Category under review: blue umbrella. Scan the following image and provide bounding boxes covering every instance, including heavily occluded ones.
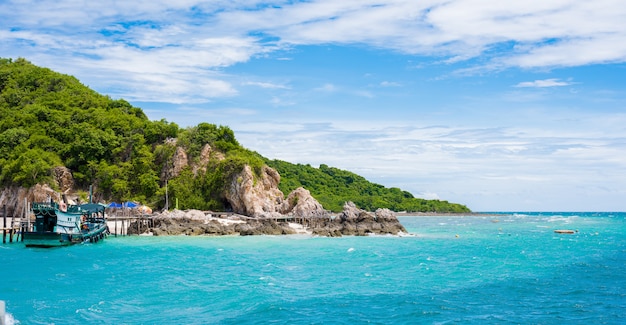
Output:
[123,201,138,208]
[108,202,123,208]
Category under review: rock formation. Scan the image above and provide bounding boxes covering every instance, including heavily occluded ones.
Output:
[0,184,59,217]
[138,209,296,236]
[53,166,74,193]
[282,187,327,217]
[136,202,407,237]
[225,165,285,218]
[310,202,407,237]
[225,165,327,218]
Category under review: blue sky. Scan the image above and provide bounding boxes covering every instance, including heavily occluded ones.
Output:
[2,0,626,211]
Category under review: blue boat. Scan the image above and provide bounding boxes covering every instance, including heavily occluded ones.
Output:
[23,202,109,248]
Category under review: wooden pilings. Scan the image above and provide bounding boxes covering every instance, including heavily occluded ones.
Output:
[107,215,155,236]
[2,204,5,244]
[2,204,22,244]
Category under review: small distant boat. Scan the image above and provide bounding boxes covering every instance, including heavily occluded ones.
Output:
[554,229,576,234]
[23,201,109,248]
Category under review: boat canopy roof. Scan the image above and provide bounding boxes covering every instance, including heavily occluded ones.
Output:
[77,203,107,213]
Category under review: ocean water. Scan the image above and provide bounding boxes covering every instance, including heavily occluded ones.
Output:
[1,212,625,324]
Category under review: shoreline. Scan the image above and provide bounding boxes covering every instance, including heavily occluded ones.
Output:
[396,212,508,217]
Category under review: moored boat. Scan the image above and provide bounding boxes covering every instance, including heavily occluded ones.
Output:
[23,201,109,248]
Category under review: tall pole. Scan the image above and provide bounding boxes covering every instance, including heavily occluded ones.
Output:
[165,179,169,211]
[2,205,6,244]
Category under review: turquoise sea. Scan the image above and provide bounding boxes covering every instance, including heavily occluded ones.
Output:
[1,212,625,324]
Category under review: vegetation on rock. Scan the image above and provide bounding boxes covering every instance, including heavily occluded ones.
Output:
[0,57,470,213]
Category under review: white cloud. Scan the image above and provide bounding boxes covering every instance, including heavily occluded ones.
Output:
[380,81,401,87]
[2,0,626,103]
[243,81,290,89]
[514,78,573,88]
[314,83,338,92]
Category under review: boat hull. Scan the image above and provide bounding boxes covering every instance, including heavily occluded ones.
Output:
[24,224,108,248]
[24,202,109,248]
[23,232,73,248]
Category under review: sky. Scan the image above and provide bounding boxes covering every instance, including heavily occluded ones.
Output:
[2,0,626,212]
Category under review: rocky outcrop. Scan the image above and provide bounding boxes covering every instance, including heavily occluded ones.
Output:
[310,202,407,237]
[53,166,74,193]
[162,146,188,180]
[282,187,326,217]
[135,203,406,237]
[136,209,296,236]
[192,144,212,175]
[225,165,285,218]
[225,165,327,218]
[161,142,226,181]
[0,184,59,217]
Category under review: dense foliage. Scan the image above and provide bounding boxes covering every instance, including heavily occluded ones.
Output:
[0,58,470,213]
[267,160,470,213]
[0,58,251,209]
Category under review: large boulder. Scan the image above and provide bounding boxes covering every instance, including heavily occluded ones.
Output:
[282,187,327,217]
[225,165,328,218]
[225,165,284,218]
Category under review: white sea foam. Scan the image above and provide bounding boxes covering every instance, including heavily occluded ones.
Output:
[287,222,312,235]
[547,216,573,223]
[3,313,16,325]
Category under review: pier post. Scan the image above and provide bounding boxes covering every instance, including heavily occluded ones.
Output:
[26,199,30,233]
[2,205,6,244]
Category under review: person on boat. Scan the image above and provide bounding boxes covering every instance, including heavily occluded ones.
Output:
[81,215,89,231]
[59,201,67,212]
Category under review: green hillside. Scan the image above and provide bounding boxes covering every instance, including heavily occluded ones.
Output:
[267,160,470,213]
[0,57,470,213]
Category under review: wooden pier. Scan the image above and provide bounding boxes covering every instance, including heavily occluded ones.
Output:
[2,204,24,244]
[107,213,155,236]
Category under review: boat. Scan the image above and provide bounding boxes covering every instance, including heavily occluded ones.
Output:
[554,229,577,234]
[23,201,109,248]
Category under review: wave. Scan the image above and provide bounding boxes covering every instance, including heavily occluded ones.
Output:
[3,312,17,325]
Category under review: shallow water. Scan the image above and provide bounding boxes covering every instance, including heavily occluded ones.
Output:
[1,212,625,324]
